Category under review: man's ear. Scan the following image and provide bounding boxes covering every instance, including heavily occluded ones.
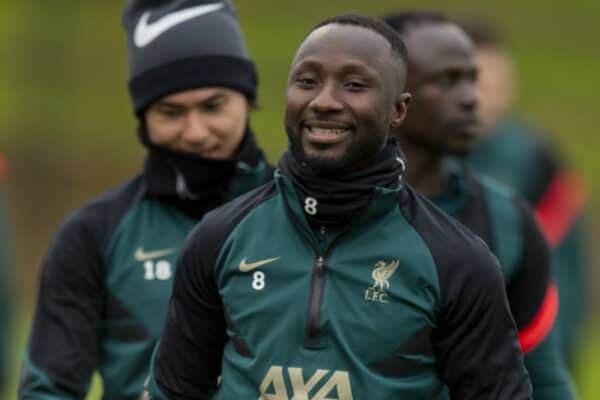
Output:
[390,92,412,128]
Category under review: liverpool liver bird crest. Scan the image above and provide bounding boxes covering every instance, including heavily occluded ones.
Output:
[371,260,400,291]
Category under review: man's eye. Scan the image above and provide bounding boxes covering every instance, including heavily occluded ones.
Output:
[345,81,366,90]
[159,109,182,118]
[204,101,224,112]
[296,78,317,87]
[435,76,449,85]
[438,72,460,86]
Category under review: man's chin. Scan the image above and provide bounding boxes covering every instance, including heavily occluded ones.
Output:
[303,153,349,175]
[446,134,478,157]
[446,142,476,158]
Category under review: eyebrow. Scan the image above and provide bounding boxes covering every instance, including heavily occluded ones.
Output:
[338,63,379,77]
[293,59,380,78]
[429,64,478,78]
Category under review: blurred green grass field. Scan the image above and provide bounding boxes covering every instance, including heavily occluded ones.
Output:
[2,0,599,398]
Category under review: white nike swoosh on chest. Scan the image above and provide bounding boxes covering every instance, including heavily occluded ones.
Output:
[239,257,280,272]
[134,3,225,48]
[134,247,177,261]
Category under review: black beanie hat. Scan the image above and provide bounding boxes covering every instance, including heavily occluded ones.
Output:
[123,0,257,117]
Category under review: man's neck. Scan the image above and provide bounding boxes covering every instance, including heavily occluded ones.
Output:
[400,140,449,198]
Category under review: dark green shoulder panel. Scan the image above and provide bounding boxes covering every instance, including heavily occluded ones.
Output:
[478,175,523,281]
[104,198,196,336]
[102,199,196,398]
[230,160,273,198]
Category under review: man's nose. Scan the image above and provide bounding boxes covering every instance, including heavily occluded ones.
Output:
[458,81,478,111]
[182,112,210,144]
[308,83,344,113]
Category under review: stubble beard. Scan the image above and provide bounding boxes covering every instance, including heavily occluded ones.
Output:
[286,125,383,176]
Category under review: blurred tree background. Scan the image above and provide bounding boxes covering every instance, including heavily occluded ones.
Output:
[1,0,599,398]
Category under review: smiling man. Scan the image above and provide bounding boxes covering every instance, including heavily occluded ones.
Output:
[18,1,272,399]
[147,14,531,400]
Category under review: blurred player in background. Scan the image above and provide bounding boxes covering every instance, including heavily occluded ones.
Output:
[18,1,272,398]
[461,16,591,365]
[384,10,576,398]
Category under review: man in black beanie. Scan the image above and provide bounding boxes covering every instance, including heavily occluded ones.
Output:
[19,1,272,399]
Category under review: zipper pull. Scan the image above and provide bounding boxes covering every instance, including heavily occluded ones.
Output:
[316,256,325,273]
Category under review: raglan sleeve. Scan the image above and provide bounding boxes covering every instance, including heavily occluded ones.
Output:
[146,217,227,400]
[434,239,532,400]
[18,210,105,399]
[508,197,576,399]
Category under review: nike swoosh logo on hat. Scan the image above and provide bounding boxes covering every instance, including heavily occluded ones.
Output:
[239,257,280,272]
[134,246,176,261]
[134,2,225,48]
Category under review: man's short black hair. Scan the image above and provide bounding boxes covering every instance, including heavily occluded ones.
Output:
[310,13,408,64]
[380,10,449,36]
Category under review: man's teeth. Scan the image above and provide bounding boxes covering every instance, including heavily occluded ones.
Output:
[309,127,348,135]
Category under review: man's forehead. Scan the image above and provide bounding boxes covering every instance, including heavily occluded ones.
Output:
[294,23,392,65]
[158,87,229,104]
[405,23,474,66]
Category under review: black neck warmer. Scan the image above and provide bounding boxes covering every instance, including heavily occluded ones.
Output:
[140,124,263,219]
[278,141,405,227]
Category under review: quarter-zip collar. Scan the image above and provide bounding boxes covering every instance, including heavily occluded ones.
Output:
[278,141,405,229]
[275,171,402,245]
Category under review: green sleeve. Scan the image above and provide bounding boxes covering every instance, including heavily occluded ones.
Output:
[524,328,578,400]
[551,216,590,362]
